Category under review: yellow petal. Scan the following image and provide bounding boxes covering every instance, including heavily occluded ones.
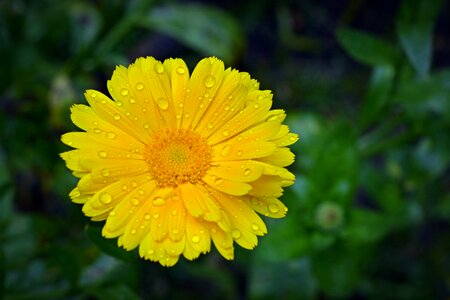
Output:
[203,172,252,196]
[179,183,222,222]
[185,214,211,254]
[209,224,234,260]
[243,196,288,219]
[208,160,264,182]
[182,57,225,129]
[259,148,295,167]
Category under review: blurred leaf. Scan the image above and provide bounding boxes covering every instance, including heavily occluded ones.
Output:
[343,209,396,243]
[0,247,4,297]
[250,259,318,299]
[69,2,101,54]
[85,223,136,262]
[87,284,140,300]
[336,28,398,66]
[312,244,367,298]
[2,215,36,267]
[396,0,444,77]
[395,69,450,119]
[47,244,82,288]
[360,65,395,128]
[50,73,76,128]
[141,4,245,63]
[0,148,13,225]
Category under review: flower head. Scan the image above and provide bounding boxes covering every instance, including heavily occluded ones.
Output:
[61,57,298,266]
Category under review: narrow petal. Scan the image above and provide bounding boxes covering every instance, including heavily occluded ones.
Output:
[203,172,252,196]
[179,183,222,222]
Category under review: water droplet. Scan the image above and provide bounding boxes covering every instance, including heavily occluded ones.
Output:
[113,114,121,120]
[131,198,140,206]
[220,145,232,157]
[137,189,144,195]
[144,213,151,220]
[268,203,280,213]
[191,235,200,243]
[222,130,230,137]
[152,197,166,206]
[93,128,101,134]
[109,211,116,217]
[199,102,205,109]
[184,113,190,119]
[244,168,251,176]
[136,82,144,90]
[254,103,260,109]
[90,92,97,98]
[171,209,178,216]
[207,122,214,129]
[147,249,154,255]
[224,105,230,111]
[129,97,136,104]
[203,75,216,88]
[157,98,169,110]
[176,113,182,119]
[172,228,180,234]
[237,150,243,157]
[121,88,129,96]
[176,67,185,75]
[289,136,297,141]
[154,62,164,74]
[100,192,112,204]
[131,181,138,188]
[106,132,116,139]
[231,229,242,239]
[251,223,259,231]
[131,229,137,235]
[121,184,128,191]
[101,169,110,177]
[152,213,160,219]
[143,123,150,129]
[97,151,107,159]
[179,102,184,108]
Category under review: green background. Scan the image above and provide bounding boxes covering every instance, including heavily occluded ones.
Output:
[1,0,449,299]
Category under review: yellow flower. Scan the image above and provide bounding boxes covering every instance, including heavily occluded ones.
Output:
[61,57,298,266]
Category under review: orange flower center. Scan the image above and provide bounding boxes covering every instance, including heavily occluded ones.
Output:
[144,129,211,188]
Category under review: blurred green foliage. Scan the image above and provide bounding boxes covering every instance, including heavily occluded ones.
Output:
[1,0,449,299]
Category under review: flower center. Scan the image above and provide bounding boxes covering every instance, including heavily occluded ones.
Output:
[144,129,211,188]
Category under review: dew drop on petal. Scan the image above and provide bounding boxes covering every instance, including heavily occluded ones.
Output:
[157,98,169,110]
[121,88,129,96]
[144,213,151,220]
[98,151,108,158]
[154,62,164,74]
[222,130,230,137]
[203,75,216,88]
[152,197,166,206]
[251,223,259,231]
[254,103,260,109]
[137,189,144,195]
[106,132,116,140]
[94,128,101,134]
[129,97,136,104]
[113,114,121,120]
[176,67,185,75]
[268,203,280,213]
[90,92,97,98]
[131,229,137,235]
[237,150,243,157]
[191,235,200,243]
[101,168,110,177]
[231,229,242,239]
[244,168,251,176]
[221,145,232,157]
[152,213,160,219]
[109,211,116,217]
[136,82,144,90]
[207,122,214,129]
[171,209,178,216]
[172,228,179,234]
[100,192,112,204]
[121,184,128,191]
[131,198,140,206]
[116,100,123,107]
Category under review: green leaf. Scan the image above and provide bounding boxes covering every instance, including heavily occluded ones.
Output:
[140,4,245,64]
[86,284,141,300]
[396,0,444,77]
[85,223,136,262]
[336,28,397,66]
[69,2,101,54]
[359,65,395,128]
[311,244,368,298]
[343,209,395,243]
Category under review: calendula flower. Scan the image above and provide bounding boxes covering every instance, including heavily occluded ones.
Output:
[61,57,298,266]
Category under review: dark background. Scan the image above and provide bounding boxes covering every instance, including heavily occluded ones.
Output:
[1,0,449,299]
